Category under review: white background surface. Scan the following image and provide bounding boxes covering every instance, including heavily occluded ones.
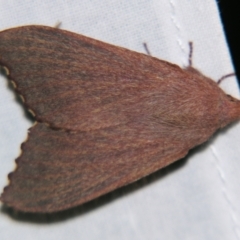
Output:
[0,0,240,240]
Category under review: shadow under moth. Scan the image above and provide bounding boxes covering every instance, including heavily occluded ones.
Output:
[0,25,239,213]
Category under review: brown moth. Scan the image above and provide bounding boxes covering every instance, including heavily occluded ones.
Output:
[0,25,239,213]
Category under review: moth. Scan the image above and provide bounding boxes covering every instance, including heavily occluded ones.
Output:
[0,25,239,213]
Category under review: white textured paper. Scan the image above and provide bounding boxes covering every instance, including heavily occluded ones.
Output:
[0,1,240,240]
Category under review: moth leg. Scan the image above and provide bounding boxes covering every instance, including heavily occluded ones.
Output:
[188,41,193,67]
[186,42,235,84]
[143,42,151,56]
[54,22,62,28]
[184,42,201,75]
[217,73,235,85]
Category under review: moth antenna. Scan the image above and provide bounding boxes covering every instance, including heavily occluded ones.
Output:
[188,41,193,67]
[217,73,235,85]
[143,42,151,56]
